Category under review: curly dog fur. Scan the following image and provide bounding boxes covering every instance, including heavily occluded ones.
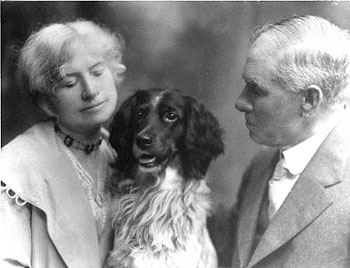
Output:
[108,88,224,268]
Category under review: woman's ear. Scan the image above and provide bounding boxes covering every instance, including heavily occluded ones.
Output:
[39,101,57,118]
[115,64,126,74]
[301,85,323,117]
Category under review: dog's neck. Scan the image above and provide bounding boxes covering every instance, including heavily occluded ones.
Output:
[160,166,183,189]
[110,165,211,266]
[135,155,184,192]
[135,166,183,191]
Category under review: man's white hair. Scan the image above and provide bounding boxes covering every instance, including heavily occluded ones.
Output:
[252,15,350,106]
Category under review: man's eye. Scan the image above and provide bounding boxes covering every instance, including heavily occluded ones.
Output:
[164,112,178,122]
[247,82,263,96]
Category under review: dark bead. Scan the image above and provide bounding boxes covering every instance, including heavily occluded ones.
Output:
[64,136,73,147]
[85,144,94,154]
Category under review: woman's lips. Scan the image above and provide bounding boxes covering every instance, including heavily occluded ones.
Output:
[80,101,105,112]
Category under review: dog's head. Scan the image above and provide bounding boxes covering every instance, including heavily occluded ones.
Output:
[109,88,224,181]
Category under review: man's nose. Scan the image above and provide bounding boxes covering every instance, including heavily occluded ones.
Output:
[235,90,253,112]
[81,78,98,101]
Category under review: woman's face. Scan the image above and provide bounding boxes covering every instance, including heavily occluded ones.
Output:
[53,41,118,134]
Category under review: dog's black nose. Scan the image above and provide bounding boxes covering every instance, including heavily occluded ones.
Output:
[136,134,153,148]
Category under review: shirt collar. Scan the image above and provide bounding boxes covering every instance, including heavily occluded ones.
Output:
[282,117,341,176]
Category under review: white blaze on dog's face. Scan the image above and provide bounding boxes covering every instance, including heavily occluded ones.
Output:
[151,92,163,107]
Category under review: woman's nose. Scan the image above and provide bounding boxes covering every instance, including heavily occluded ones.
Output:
[81,78,98,101]
[235,90,253,112]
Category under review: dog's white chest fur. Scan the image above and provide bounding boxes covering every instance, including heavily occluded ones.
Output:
[128,233,214,268]
[109,167,217,268]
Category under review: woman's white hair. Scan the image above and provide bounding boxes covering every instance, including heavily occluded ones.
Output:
[17,19,125,114]
[252,15,350,106]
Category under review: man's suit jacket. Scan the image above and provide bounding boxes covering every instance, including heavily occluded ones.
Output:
[232,114,350,268]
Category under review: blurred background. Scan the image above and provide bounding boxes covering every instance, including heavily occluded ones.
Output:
[2,1,350,265]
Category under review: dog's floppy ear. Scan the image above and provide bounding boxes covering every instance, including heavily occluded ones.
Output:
[182,95,224,179]
[109,92,138,174]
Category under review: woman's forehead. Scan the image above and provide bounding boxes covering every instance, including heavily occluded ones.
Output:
[65,37,105,59]
[61,42,106,74]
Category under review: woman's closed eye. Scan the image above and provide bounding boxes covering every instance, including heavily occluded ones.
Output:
[91,68,105,77]
[90,64,107,77]
[64,79,78,88]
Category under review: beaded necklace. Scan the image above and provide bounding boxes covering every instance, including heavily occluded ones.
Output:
[55,124,102,154]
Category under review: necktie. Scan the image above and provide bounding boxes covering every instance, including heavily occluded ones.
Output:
[267,155,291,221]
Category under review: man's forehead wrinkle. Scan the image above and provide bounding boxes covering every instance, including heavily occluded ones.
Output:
[244,47,281,86]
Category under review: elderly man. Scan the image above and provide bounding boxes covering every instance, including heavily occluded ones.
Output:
[233,15,350,268]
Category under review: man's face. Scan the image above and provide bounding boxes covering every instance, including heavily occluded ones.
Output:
[235,41,307,148]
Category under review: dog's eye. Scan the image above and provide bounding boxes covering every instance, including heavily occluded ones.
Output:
[136,110,145,119]
[136,111,144,118]
[164,112,178,122]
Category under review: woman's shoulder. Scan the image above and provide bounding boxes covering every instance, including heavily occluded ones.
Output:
[2,121,56,156]
[1,121,61,201]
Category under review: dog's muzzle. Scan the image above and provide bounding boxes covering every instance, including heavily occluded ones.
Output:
[136,133,153,149]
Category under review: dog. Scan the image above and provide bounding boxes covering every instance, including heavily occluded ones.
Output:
[108,88,224,268]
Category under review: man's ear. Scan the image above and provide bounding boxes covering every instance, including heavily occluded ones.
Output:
[301,85,323,116]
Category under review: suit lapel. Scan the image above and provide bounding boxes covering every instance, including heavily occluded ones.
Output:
[237,151,278,267]
[248,173,332,268]
[247,112,350,268]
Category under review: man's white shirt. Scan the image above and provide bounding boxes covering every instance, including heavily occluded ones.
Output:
[268,118,339,220]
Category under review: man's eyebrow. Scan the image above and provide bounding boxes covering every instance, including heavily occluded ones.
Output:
[241,73,251,83]
[242,73,258,85]
[242,75,269,93]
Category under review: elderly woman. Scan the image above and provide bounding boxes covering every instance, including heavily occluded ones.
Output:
[1,20,126,268]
